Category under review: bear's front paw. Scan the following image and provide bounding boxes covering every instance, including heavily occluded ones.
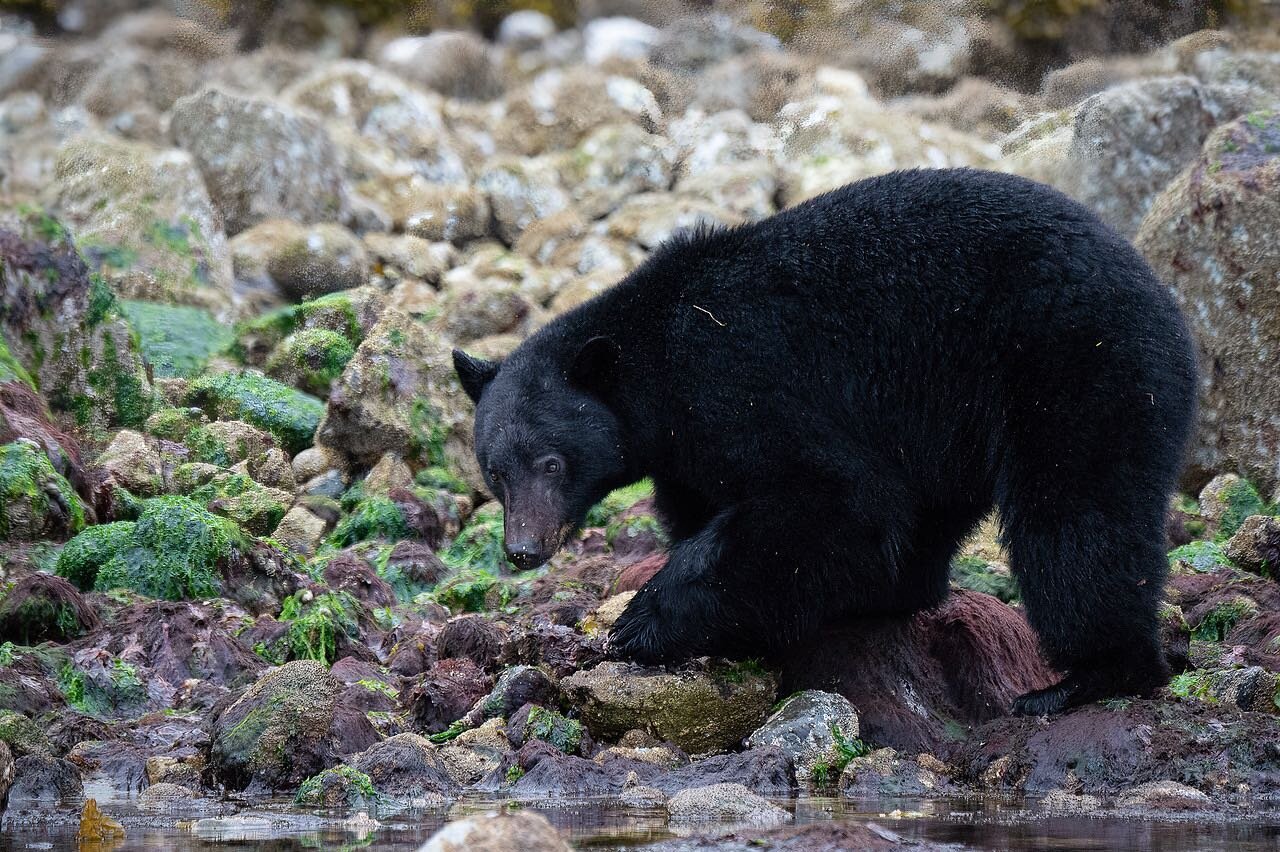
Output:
[607,589,683,664]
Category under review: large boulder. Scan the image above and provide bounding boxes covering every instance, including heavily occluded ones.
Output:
[1136,110,1280,494]
[317,309,480,487]
[44,135,234,314]
[170,86,349,235]
[206,659,378,792]
[1005,76,1262,237]
[561,659,776,754]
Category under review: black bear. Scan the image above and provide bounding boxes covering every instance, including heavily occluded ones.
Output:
[453,168,1198,716]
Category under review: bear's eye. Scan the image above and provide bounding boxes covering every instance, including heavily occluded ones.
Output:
[488,468,502,484]
[544,459,561,474]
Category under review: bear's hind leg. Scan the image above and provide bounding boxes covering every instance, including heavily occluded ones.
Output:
[1002,503,1170,716]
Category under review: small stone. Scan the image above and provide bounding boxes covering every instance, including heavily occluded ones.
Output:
[271,505,329,559]
[1116,780,1211,811]
[418,809,570,852]
[666,782,792,826]
[1222,514,1280,578]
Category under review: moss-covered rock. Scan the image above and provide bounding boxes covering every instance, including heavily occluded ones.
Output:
[517,705,585,756]
[431,568,521,614]
[207,659,378,792]
[44,135,234,314]
[0,574,99,644]
[231,287,382,367]
[266,223,370,302]
[265,328,355,397]
[94,429,166,497]
[329,496,414,547]
[0,215,154,430]
[0,439,85,541]
[143,406,209,443]
[278,590,363,666]
[0,709,50,758]
[118,300,234,378]
[55,496,246,600]
[1190,595,1259,642]
[561,659,778,754]
[317,309,479,486]
[186,370,323,455]
[188,471,292,536]
[295,763,378,809]
[1198,474,1269,541]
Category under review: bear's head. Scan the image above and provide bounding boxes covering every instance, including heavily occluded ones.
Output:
[453,336,629,570]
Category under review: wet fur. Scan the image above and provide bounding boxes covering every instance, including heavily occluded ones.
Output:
[463,168,1198,716]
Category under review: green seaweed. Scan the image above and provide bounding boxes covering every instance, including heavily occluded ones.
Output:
[186,371,323,454]
[119,300,233,378]
[279,590,361,666]
[0,440,86,540]
[584,479,653,527]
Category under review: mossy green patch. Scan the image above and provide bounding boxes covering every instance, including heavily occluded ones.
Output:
[143,406,206,442]
[186,371,323,454]
[279,590,361,666]
[119,300,233,378]
[0,440,86,541]
[414,465,471,495]
[523,705,583,755]
[0,337,35,390]
[296,764,378,808]
[1169,540,1234,573]
[441,502,511,574]
[951,554,1020,603]
[329,497,412,547]
[584,479,653,527]
[188,472,289,536]
[0,708,50,755]
[1209,478,1268,541]
[265,328,355,397]
[232,292,364,363]
[1191,596,1258,643]
[56,496,243,600]
[429,568,520,614]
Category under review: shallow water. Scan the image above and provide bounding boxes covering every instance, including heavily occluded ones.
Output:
[4,793,1280,851]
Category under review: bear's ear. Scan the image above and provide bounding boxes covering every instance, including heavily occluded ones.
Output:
[453,349,500,403]
[569,335,621,395]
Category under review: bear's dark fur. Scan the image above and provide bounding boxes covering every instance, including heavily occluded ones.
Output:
[454,168,1198,716]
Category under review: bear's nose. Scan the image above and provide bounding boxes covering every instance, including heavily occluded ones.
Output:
[505,540,546,571]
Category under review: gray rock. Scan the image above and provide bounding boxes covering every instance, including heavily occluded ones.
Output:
[666,782,792,826]
[418,809,570,852]
[1135,111,1280,492]
[170,86,349,235]
[745,689,860,782]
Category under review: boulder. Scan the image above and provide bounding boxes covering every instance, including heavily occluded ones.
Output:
[45,135,234,314]
[378,32,502,101]
[350,733,459,803]
[206,660,378,792]
[419,809,570,852]
[0,573,99,644]
[170,86,349,235]
[562,659,776,754]
[666,782,792,826]
[318,309,480,486]
[0,217,152,430]
[745,690,860,783]
[498,67,662,157]
[1007,76,1265,238]
[1136,110,1280,494]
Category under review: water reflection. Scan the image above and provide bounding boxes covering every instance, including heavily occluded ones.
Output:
[2,793,1279,850]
